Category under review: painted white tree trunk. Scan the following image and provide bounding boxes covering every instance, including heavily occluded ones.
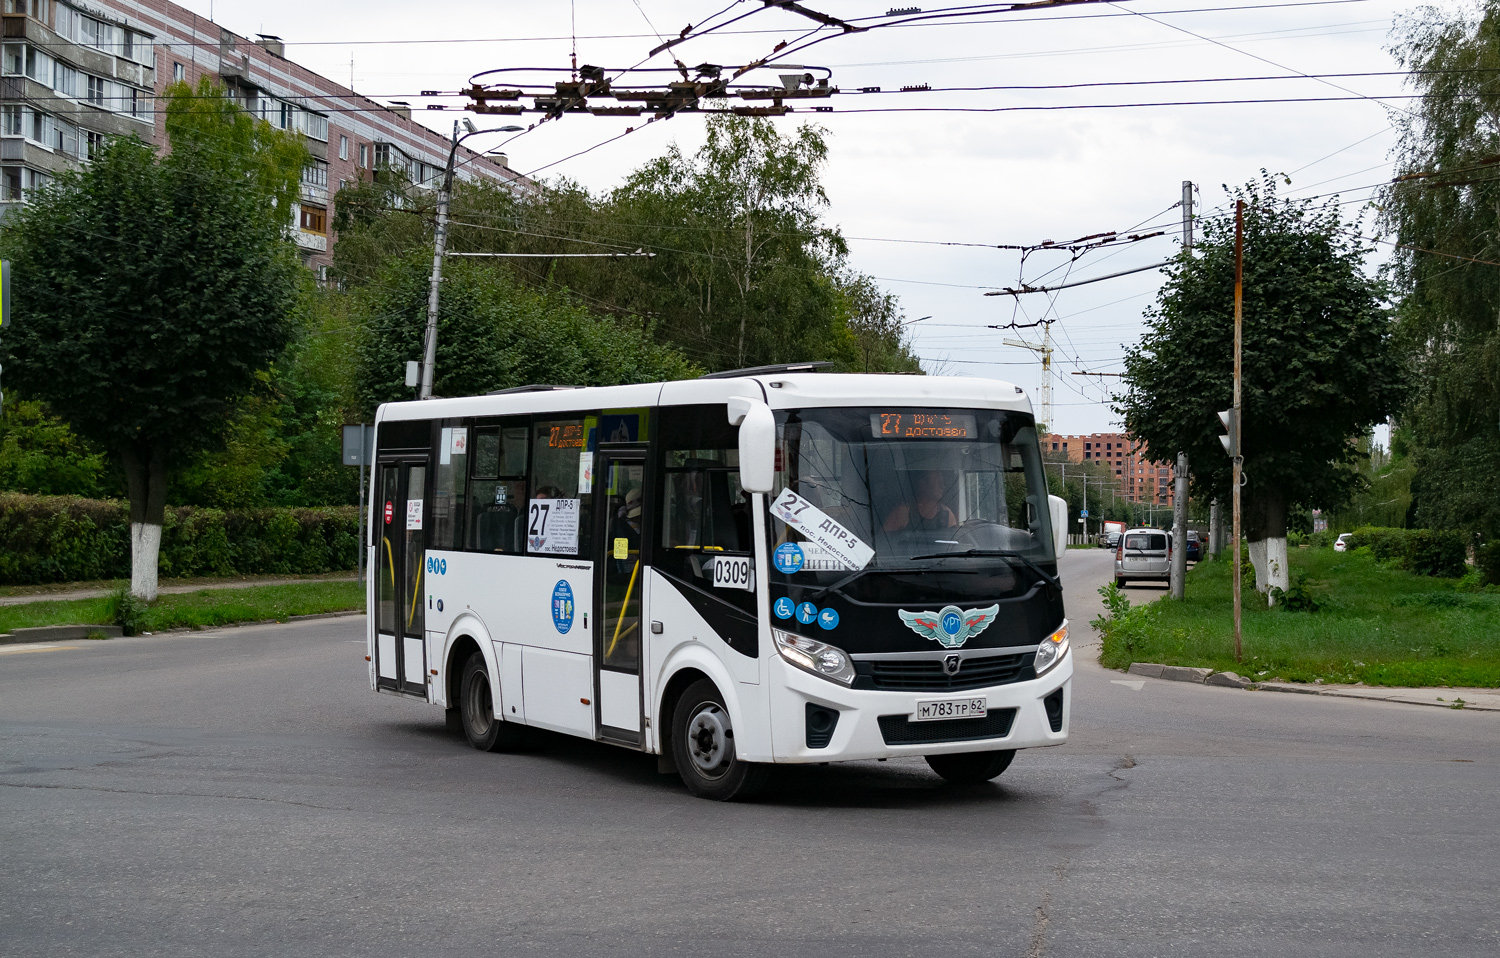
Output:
[131,521,161,601]
[1264,535,1290,604]
[1248,538,1268,593]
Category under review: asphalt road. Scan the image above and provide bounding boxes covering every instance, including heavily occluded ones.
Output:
[2,549,1496,957]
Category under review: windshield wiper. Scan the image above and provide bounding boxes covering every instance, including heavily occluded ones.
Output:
[907,549,1062,592]
[807,565,940,603]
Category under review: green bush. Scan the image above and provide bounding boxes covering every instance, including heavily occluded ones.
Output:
[1346,526,1466,578]
[1476,541,1500,586]
[0,492,359,585]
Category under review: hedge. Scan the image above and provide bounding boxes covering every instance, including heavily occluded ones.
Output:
[1346,526,1467,578]
[0,493,359,585]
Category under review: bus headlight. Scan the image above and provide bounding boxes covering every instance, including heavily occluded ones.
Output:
[1034,621,1069,677]
[773,629,856,686]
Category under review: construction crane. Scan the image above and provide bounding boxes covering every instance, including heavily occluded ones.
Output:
[1004,323,1053,432]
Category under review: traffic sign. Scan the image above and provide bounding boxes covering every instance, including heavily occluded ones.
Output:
[1080,509,1089,518]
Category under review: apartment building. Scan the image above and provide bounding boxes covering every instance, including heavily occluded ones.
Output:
[0,0,530,275]
[1047,431,1176,506]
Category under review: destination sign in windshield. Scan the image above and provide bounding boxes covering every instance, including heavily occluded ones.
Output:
[870,412,978,439]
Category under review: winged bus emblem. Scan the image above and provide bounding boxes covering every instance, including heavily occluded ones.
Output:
[898,604,1001,649]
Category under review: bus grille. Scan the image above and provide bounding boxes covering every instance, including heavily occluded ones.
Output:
[877,708,1017,746]
[856,652,1034,692]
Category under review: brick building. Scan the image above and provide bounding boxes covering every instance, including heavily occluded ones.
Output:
[1046,432,1176,506]
[0,0,530,275]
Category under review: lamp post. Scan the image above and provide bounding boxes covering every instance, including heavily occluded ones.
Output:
[419,120,524,400]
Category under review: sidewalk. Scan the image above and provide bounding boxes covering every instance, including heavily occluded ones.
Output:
[1256,681,1500,712]
[0,574,358,607]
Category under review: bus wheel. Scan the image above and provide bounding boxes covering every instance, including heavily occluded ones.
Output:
[460,651,528,752]
[672,679,768,801]
[925,749,1015,784]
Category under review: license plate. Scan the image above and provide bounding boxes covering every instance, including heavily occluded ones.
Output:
[914,697,987,722]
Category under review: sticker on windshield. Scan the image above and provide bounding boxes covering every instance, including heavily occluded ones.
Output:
[770,489,875,571]
[773,542,805,574]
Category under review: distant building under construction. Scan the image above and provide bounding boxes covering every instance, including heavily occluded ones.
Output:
[1047,432,1176,506]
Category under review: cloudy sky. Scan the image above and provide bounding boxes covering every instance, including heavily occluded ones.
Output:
[188,0,1428,435]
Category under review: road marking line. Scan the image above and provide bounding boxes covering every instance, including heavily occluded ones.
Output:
[1111,679,1145,691]
[0,645,79,655]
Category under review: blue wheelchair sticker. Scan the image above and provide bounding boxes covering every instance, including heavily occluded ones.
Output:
[818,608,840,630]
[773,596,795,620]
[795,601,818,625]
[552,580,575,634]
[773,542,806,575]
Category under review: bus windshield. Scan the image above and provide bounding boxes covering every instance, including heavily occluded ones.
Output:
[768,406,1055,604]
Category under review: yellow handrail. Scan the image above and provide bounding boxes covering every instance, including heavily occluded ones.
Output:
[606,558,641,657]
[407,554,424,631]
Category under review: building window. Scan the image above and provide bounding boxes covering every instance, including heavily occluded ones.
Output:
[1,104,19,136]
[85,75,105,106]
[299,205,327,235]
[85,130,104,158]
[358,143,367,168]
[302,162,328,190]
[173,62,184,82]
[339,134,348,160]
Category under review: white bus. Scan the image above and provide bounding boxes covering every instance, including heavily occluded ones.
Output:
[366,366,1072,800]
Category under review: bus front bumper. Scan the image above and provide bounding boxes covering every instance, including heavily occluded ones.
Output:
[766,651,1072,763]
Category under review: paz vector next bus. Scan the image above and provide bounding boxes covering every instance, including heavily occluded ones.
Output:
[365,366,1072,800]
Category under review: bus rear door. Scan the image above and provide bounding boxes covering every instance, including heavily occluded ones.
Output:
[375,455,430,697]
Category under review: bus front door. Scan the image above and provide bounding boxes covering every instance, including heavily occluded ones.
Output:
[594,452,647,744]
[375,457,429,697]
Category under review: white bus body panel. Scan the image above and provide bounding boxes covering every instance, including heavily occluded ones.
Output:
[522,647,594,737]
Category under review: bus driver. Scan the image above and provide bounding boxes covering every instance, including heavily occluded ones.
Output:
[882,469,957,532]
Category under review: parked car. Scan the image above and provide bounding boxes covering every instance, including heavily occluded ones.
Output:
[1104,530,1121,551]
[1334,533,1353,552]
[1115,528,1171,588]
[1185,530,1202,562]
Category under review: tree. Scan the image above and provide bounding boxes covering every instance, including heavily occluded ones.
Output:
[331,115,921,374]
[352,253,698,412]
[1117,175,1403,598]
[1381,4,1500,541]
[0,81,306,598]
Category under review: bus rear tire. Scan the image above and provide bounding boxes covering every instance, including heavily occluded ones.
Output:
[925,749,1015,784]
[460,651,528,752]
[672,679,768,801]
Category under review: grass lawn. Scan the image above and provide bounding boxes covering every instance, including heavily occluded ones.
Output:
[0,581,364,636]
[1095,548,1500,687]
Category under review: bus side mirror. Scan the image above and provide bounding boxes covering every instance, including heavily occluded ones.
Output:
[1048,495,1067,557]
[727,398,775,494]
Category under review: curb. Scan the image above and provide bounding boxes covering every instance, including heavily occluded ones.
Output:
[0,625,123,645]
[1127,662,1500,711]
[0,610,365,643]
[1128,661,1252,688]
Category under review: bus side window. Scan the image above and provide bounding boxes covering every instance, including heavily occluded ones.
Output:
[431,424,468,551]
[467,424,528,553]
[526,418,593,557]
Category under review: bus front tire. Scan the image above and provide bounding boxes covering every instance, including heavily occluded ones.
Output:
[460,651,528,752]
[672,679,769,801]
[925,749,1015,784]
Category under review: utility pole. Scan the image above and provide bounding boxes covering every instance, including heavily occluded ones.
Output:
[419,120,459,401]
[1231,199,1245,661]
[1170,180,1194,599]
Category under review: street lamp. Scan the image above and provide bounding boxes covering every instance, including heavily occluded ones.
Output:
[419,121,527,400]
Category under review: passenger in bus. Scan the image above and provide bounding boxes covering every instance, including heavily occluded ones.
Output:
[882,469,958,532]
